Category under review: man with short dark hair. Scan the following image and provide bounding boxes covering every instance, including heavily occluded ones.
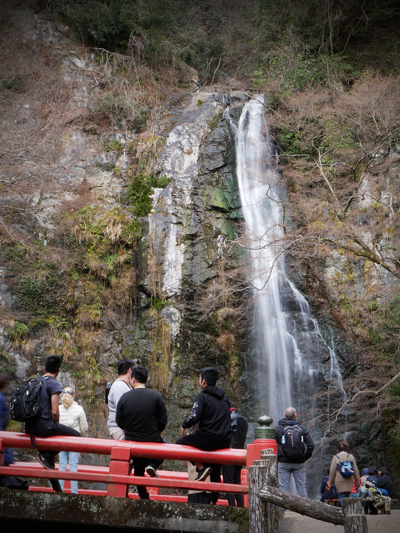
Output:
[116,365,168,499]
[107,358,134,440]
[275,406,314,499]
[176,367,232,503]
[25,355,81,492]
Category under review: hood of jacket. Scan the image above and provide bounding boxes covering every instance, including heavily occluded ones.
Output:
[277,417,301,428]
[379,467,389,476]
[202,386,225,399]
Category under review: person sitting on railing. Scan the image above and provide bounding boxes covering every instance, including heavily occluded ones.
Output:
[58,387,88,494]
[116,365,167,499]
[25,355,81,493]
[176,367,232,504]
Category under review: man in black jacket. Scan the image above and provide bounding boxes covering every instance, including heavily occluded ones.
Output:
[176,367,232,503]
[222,403,248,506]
[275,406,314,498]
[116,365,168,499]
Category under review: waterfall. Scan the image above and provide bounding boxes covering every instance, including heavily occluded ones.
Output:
[228,96,346,425]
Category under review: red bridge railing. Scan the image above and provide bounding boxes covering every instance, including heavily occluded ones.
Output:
[0,431,277,504]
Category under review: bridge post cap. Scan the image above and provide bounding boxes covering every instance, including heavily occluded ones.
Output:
[254,415,275,440]
[257,415,273,427]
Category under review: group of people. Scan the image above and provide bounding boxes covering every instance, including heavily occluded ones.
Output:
[1,356,395,511]
[107,359,248,503]
[1,356,248,505]
[319,442,395,514]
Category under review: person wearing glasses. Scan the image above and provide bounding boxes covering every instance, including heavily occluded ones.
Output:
[58,387,88,494]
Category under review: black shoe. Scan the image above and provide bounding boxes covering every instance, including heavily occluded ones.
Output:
[195,466,213,481]
[145,465,160,478]
[38,452,55,470]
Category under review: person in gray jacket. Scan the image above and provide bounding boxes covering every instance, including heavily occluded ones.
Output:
[107,358,134,440]
[275,406,314,498]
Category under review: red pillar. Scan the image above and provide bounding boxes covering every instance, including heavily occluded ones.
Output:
[107,446,131,498]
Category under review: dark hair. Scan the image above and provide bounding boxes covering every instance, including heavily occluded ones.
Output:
[44,355,62,374]
[338,440,349,452]
[368,466,378,477]
[117,358,134,376]
[0,372,9,390]
[131,365,147,384]
[200,367,219,387]
[378,466,389,476]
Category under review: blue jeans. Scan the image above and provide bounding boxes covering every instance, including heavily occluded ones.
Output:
[278,462,307,498]
[338,491,350,507]
[59,451,80,494]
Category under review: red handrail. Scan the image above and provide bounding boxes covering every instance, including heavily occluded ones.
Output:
[0,431,252,501]
[0,432,247,465]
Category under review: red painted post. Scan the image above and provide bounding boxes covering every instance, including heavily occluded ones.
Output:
[246,416,277,468]
[107,447,131,498]
[242,468,249,507]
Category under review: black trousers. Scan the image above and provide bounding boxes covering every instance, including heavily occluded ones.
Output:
[26,418,81,492]
[176,433,231,503]
[222,464,244,507]
[131,457,164,499]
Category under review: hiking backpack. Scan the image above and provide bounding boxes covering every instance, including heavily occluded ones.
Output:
[105,382,112,404]
[335,454,354,477]
[10,376,50,422]
[281,424,306,460]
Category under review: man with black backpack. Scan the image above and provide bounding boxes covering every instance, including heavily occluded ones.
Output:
[24,355,81,492]
[275,406,314,498]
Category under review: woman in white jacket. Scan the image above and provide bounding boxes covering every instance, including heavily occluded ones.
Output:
[59,387,88,494]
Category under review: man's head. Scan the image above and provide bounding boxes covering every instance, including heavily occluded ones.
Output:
[131,365,148,385]
[199,367,219,388]
[44,355,62,375]
[117,358,134,376]
[284,407,297,419]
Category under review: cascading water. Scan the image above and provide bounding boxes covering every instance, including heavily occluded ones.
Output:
[227,96,346,428]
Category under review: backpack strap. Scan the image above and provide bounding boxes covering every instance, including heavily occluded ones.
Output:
[28,376,51,449]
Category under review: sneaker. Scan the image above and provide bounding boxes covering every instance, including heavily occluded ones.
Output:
[38,452,55,470]
[195,466,213,481]
[145,465,160,478]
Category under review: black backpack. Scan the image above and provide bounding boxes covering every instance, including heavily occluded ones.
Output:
[105,382,112,404]
[281,424,306,460]
[10,376,50,422]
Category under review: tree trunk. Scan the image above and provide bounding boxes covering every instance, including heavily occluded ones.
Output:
[343,498,368,533]
[248,449,279,533]
[257,485,345,526]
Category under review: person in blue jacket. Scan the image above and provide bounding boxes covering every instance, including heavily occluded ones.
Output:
[0,373,15,466]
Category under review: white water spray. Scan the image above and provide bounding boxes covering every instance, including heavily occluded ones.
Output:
[227,96,346,423]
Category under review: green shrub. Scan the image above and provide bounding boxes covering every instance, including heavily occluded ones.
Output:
[125,172,171,217]
[102,139,123,152]
[8,321,29,342]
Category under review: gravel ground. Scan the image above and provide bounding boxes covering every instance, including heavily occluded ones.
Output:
[278,510,400,533]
